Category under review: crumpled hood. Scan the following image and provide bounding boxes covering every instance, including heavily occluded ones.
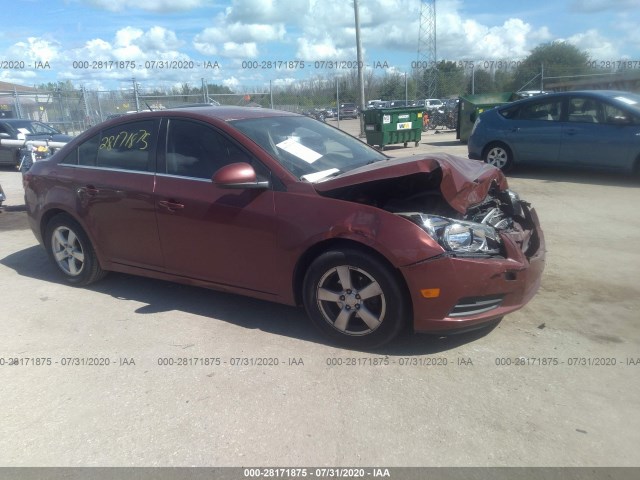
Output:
[313,153,508,214]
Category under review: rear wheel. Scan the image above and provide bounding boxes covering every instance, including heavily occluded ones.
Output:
[44,214,106,286]
[483,142,513,171]
[303,249,408,349]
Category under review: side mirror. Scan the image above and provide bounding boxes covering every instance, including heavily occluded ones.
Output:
[213,162,270,189]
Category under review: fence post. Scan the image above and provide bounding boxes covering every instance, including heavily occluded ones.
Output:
[132,77,140,112]
[13,87,23,119]
[270,80,274,109]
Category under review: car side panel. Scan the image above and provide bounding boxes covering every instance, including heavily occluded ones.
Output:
[51,166,164,270]
[559,122,635,170]
[154,175,279,295]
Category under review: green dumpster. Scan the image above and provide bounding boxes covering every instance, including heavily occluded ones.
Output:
[363,107,423,150]
[458,92,519,143]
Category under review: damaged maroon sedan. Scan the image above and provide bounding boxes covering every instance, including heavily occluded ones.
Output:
[24,107,545,348]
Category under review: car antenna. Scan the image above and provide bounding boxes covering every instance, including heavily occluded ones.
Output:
[145,102,154,112]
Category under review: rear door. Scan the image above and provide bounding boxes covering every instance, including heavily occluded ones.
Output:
[506,97,563,165]
[57,119,163,270]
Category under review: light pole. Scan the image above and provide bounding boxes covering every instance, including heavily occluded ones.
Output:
[354,0,366,137]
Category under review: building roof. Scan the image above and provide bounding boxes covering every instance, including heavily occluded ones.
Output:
[0,81,39,93]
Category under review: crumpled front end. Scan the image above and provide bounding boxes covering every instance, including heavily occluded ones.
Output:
[313,153,545,333]
[399,192,546,333]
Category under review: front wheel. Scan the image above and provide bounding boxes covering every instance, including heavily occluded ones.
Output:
[303,249,408,349]
[483,143,513,171]
[44,214,106,286]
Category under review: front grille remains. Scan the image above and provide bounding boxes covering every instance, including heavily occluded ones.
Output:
[449,296,503,318]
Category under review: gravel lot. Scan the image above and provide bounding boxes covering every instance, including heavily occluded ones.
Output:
[1,123,639,467]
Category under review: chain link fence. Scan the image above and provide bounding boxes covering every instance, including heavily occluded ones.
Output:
[2,65,638,137]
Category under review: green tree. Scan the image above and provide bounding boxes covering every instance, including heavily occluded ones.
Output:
[469,68,493,94]
[378,72,407,100]
[436,61,466,98]
[512,41,591,91]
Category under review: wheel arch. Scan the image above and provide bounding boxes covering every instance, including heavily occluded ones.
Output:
[292,238,412,313]
[482,140,515,169]
[39,208,105,267]
[482,140,513,160]
[40,208,81,242]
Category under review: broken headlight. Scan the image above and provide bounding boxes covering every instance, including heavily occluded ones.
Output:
[403,213,502,255]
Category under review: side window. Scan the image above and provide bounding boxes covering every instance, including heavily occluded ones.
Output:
[568,98,601,123]
[166,119,258,179]
[79,134,100,166]
[59,148,79,165]
[499,105,518,119]
[602,103,638,125]
[96,120,156,172]
[518,100,561,121]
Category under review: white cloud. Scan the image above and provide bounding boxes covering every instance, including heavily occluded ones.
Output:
[294,0,553,67]
[195,22,286,45]
[222,76,241,90]
[83,0,211,12]
[435,6,553,61]
[138,27,184,51]
[74,26,187,62]
[562,29,618,60]
[226,0,311,24]
[271,77,297,87]
[8,37,61,63]
[222,42,258,58]
[297,37,355,61]
[193,21,285,57]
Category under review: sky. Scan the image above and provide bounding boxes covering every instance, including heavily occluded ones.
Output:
[0,0,639,92]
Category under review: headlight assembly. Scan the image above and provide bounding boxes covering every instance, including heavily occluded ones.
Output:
[402,213,502,255]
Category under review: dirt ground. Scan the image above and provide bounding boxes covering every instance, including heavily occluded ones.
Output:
[0,124,639,467]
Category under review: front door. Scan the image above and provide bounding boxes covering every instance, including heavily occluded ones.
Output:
[154,118,278,295]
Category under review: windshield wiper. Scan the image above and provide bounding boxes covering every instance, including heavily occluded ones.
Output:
[301,168,341,182]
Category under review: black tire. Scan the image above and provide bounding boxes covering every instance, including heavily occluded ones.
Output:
[483,142,513,171]
[302,249,408,349]
[44,213,106,286]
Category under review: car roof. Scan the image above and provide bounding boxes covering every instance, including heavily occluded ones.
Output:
[495,90,640,111]
[115,106,299,123]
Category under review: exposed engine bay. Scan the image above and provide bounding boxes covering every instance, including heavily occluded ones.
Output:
[319,169,540,259]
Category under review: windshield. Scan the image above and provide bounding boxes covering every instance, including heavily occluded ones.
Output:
[230,115,387,181]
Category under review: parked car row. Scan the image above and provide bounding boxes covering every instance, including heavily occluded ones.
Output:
[0,119,73,167]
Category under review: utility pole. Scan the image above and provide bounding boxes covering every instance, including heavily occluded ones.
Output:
[416,0,437,99]
[354,0,366,137]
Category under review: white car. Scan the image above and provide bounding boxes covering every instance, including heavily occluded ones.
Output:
[420,99,444,110]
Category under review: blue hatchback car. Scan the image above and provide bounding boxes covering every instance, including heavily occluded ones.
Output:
[468,90,640,173]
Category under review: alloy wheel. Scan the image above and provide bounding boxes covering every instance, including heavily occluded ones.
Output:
[315,265,386,336]
[51,226,85,276]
